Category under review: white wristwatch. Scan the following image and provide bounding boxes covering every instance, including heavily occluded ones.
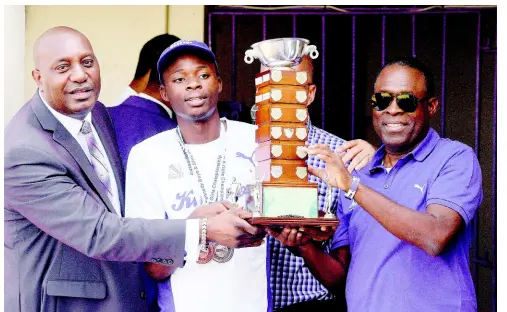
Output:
[344,176,361,200]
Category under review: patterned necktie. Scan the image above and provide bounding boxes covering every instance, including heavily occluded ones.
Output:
[80,120,113,200]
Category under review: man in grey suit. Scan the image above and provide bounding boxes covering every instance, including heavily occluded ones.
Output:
[4,26,264,312]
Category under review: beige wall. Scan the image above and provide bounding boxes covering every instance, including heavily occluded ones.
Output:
[22,5,204,111]
[24,5,167,107]
[168,6,204,41]
[4,5,26,125]
[3,5,204,124]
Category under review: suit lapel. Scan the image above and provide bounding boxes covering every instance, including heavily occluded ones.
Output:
[92,104,126,216]
[30,93,117,214]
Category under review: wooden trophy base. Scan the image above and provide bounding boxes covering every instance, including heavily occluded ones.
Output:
[247,216,340,228]
[246,182,339,228]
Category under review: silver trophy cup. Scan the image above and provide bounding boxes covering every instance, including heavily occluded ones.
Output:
[244,38,319,69]
[246,38,319,123]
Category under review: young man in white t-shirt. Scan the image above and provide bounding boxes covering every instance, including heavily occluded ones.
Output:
[126,40,268,312]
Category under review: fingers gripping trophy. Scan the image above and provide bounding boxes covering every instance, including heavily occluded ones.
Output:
[244,38,339,227]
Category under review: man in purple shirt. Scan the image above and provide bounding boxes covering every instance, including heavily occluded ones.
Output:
[109,34,180,169]
[270,57,482,311]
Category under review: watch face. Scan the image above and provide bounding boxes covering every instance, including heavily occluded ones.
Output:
[344,190,356,200]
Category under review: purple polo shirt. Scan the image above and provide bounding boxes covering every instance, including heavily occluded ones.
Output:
[331,128,482,312]
[108,95,177,169]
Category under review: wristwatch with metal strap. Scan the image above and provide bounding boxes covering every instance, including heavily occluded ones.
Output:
[344,176,360,200]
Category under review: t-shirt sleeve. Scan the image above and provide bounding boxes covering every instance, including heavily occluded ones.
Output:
[426,146,483,226]
[126,142,201,263]
[125,144,166,220]
[330,193,350,250]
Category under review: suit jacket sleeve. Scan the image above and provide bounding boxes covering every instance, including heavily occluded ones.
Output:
[4,143,187,267]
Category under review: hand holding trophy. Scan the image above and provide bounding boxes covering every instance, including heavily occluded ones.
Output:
[243,38,339,234]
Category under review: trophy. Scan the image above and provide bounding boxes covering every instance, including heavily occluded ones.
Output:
[244,38,339,227]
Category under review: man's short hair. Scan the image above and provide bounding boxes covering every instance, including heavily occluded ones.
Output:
[133,34,181,84]
[378,57,435,97]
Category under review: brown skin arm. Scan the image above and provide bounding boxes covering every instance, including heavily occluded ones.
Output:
[306,144,464,257]
[296,244,350,295]
[353,184,463,256]
[268,227,350,295]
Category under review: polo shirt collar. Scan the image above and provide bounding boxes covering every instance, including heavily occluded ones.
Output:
[411,127,440,161]
[367,127,440,174]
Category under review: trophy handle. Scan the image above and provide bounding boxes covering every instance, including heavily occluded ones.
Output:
[303,45,319,59]
[244,49,258,64]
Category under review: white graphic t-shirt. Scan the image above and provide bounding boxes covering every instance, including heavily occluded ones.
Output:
[126,119,267,312]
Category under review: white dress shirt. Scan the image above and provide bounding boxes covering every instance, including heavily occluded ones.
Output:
[40,90,122,215]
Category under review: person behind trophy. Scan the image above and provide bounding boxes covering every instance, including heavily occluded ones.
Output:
[262,55,376,311]
[125,40,268,312]
[275,57,483,311]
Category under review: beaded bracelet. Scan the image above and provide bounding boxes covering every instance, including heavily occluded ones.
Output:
[200,218,208,251]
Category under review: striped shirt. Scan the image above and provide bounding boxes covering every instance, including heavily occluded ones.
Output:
[268,120,345,310]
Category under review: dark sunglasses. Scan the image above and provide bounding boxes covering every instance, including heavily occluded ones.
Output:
[370,92,428,113]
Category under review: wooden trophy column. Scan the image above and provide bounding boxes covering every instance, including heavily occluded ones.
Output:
[250,69,339,227]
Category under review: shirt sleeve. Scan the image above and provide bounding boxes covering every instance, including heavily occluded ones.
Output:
[125,144,200,262]
[330,192,350,250]
[125,144,166,220]
[426,146,483,226]
[185,219,200,263]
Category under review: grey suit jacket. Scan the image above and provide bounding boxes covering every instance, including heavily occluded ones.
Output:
[4,93,186,312]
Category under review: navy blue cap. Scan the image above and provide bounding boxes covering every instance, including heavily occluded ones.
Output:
[157,40,219,83]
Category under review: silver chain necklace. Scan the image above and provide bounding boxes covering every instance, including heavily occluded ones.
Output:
[177,120,236,264]
[175,123,227,204]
